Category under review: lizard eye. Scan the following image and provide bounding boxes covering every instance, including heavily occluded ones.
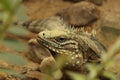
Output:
[55,36,67,42]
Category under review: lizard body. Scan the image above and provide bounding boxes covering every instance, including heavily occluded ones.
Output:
[37,26,106,71]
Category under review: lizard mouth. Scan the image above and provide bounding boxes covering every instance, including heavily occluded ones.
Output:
[37,37,85,67]
[48,49,57,58]
[37,37,58,57]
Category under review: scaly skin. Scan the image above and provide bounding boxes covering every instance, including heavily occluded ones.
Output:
[37,27,106,71]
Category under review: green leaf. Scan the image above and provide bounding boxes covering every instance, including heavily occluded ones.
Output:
[0,68,24,78]
[7,26,30,36]
[86,64,100,79]
[15,4,28,21]
[0,0,22,11]
[0,0,12,11]
[0,52,27,66]
[103,71,120,80]
[0,38,28,51]
[67,71,86,80]
[0,12,5,21]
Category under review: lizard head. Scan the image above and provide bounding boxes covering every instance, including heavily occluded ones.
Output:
[37,28,105,67]
[37,29,85,67]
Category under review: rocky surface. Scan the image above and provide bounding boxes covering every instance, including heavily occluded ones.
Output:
[56,1,100,27]
[64,0,105,5]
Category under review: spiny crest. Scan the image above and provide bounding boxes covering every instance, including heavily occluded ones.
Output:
[64,25,96,37]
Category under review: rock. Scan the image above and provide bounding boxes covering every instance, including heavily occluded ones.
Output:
[64,0,105,5]
[28,39,51,63]
[96,25,120,48]
[21,16,66,33]
[96,3,120,47]
[56,1,100,27]
[88,0,105,5]
[64,0,84,3]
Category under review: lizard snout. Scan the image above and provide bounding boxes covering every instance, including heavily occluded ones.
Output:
[38,31,47,38]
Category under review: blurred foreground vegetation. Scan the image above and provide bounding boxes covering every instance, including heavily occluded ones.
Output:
[0,0,120,80]
[0,0,28,78]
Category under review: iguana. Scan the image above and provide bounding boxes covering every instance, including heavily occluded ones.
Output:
[36,25,106,72]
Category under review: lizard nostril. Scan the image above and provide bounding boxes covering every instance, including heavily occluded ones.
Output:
[42,32,45,36]
[38,32,45,38]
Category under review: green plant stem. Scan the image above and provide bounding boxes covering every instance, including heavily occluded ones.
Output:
[0,0,22,39]
[102,38,120,66]
[87,38,120,80]
[0,13,14,39]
